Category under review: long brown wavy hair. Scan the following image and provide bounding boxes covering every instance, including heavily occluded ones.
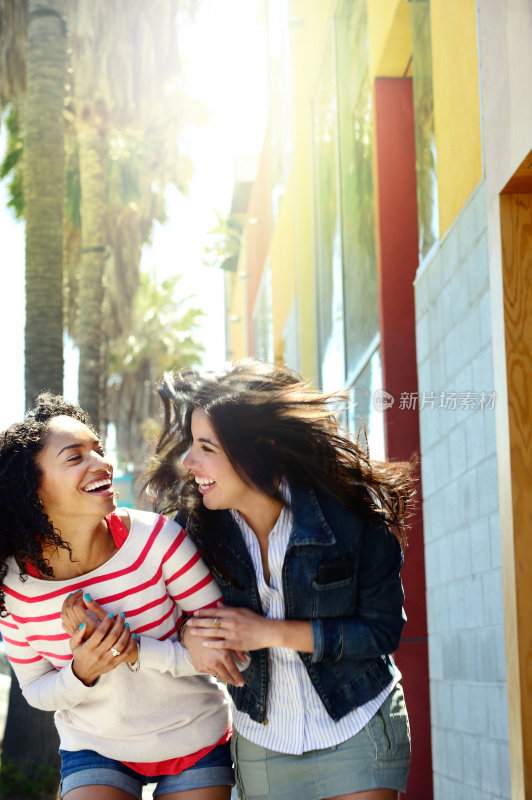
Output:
[145,359,414,581]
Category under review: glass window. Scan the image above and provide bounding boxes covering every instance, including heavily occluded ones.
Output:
[252,261,274,362]
[347,346,385,461]
[335,0,379,385]
[311,34,345,392]
[268,0,293,224]
[411,0,439,261]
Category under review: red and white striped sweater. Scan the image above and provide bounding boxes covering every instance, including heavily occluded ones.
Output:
[0,508,231,763]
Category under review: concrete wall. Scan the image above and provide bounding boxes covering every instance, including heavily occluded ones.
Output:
[415,181,510,799]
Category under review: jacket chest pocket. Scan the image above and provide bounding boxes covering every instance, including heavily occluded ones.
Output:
[311,575,356,617]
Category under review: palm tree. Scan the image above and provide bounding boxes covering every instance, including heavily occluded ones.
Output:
[23,0,66,409]
[68,0,199,431]
[1,0,66,409]
[0,0,27,113]
[3,1,204,432]
[108,271,205,473]
[0,0,65,788]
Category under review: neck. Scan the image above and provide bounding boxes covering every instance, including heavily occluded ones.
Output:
[41,516,116,580]
[236,492,284,542]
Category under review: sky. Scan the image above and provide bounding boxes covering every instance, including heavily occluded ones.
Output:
[0,0,269,431]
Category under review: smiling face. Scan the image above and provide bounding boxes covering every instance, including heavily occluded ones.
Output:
[182,408,259,514]
[36,415,115,525]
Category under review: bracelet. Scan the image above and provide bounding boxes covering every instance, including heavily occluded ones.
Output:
[126,635,141,672]
[177,615,191,644]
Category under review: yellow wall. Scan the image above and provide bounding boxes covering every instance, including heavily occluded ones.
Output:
[225,265,246,361]
[367,0,412,80]
[287,0,336,381]
[269,173,296,362]
[431,0,483,235]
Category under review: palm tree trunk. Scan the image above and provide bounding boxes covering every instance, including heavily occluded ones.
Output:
[76,116,107,431]
[23,0,66,409]
[3,3,65,790]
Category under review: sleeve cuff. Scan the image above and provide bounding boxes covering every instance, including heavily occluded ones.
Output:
[139,635,198,676]
[310,619,343,663]
[62,661,99,701]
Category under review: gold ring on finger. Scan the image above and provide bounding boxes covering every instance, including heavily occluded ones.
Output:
[213,618,221,628]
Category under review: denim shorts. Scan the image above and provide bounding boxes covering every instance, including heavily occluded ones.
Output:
[59,741,233,798]
[231,683,411,800]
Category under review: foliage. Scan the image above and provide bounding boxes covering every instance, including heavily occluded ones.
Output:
[0,757,59,800]
[107,270,205,472]
[0,103,23,218]
[203,211,243,271]
[109,271,205,376]
[0,0,28,109]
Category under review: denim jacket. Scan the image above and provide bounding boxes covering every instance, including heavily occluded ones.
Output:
[184,482,406,724]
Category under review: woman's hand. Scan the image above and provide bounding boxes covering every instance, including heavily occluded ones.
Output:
[61,589,103,638]
[180,622,246,687]
[187,604,314,654]
[69,610,138,686]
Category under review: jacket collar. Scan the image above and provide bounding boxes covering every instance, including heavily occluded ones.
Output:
[221,481,337,567]
[288,482,337,547]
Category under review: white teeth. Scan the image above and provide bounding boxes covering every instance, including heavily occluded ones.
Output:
[84,478,111,492]
[195,477,215,487]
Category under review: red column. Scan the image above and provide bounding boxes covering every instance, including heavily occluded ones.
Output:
[374,77,433,799]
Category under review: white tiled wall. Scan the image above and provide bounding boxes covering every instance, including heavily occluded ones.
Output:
[415,182,510,799]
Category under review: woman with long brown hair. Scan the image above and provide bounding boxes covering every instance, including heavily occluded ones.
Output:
[146,359,413,800]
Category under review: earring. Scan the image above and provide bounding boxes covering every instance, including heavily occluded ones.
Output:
[36,498,43,509]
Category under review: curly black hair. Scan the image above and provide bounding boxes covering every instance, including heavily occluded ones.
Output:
[0,392,98,615]
[145,359,415,583]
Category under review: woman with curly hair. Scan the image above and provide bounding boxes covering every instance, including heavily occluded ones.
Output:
[145,359,413,800]
[0,392,247,800]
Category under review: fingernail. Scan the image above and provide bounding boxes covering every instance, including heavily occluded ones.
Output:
[125,622,130,628]
[133,633,137,640]
[109,612,114,619]
[67,592,72,598]
[84,593,91,602]
[79,622,85,631]
[120,612,125,619]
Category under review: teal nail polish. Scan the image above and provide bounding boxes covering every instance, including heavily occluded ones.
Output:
[133,633,137,640]
[125,622,130,628]
[120,612,125,619]
[67,592,72,598]
[109,612,114,619]
[79,622,85,631]
[83,593,91,602]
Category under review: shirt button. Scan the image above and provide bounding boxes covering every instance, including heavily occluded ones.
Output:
[263,719,269,726]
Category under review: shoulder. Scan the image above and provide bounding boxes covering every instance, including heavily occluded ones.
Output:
[1,556,22,589]
[116,507,173,531]
[297,483,365,531]
[115,507,185,547]
[294,483,399,556]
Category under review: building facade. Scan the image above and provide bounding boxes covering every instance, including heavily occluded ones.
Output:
[223,2,532,798]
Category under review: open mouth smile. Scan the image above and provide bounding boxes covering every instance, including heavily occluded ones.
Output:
[195,477,215,495]
[83,477,114,496]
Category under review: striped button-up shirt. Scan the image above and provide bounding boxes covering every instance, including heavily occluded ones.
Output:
[231,487,398,754]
